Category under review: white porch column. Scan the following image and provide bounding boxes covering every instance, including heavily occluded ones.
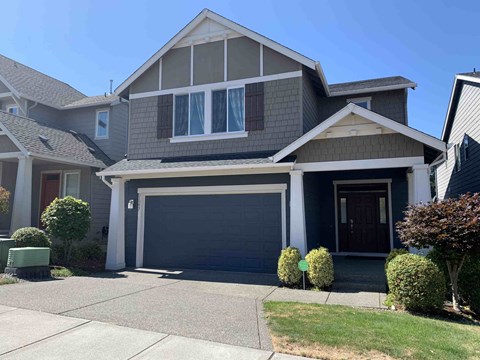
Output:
[10,156,33,234]
[106,178,126,270]
[409,164,431,204]
[289,170,307,257]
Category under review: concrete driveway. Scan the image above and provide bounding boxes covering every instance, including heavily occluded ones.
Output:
[0,269,278,350]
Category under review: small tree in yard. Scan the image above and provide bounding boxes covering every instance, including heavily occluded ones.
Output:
[41,196,90,264]
[0,186,10,214]
[396,193,480,311]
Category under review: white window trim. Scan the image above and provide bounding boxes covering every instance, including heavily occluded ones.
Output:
[346,96,371,110]
[62,170,81,198]
[333,179,394,253]
[95,109,110,139]
[135,184,288,268]
[6,105,18,114]
[171,85,246,142]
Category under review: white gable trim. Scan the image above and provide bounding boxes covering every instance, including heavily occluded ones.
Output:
[115,9,329,96]
[272,103,446,163]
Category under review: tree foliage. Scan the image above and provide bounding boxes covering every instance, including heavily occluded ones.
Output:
[0,186,10,214]
[396,193,480,311]
[41,196,90,264]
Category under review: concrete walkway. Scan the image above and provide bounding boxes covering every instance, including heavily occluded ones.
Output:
[0,305,312,360]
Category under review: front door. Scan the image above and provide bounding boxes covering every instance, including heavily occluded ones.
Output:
[39,173,60,224]
[337,184,390,253]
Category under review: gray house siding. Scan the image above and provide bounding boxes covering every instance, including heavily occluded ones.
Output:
[130,61,160,94]
[27,102,62,128]
[304,168,408,252]
[302,70,320,133]
[128,77,302,159]
[89,173,111,242]
[227,37,260,81]
[293,134,425,163]
[194,40,224,85]
[437,82,480,199]
[0,80,10,93]
[124,173,290,267]
[0,137,19,152]
[161,47,191,90]
[317,89,407,125]
[0,161,17,230]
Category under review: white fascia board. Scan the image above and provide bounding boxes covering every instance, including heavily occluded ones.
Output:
[295,156,426,172]
[115,9,325,96]
[273,103,446,163]
[315,62,330,96]
[0,122,29,156]
[30,153,106,169]
[61,100,116,111]
[0,151,24,159]
[96,162,295,178]
[0,92,12,99]
[329,83,417,97]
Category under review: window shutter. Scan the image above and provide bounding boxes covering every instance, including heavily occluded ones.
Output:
[245,82,264,131]
[157,94,173,139]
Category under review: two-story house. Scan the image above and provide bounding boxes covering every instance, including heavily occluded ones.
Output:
[99,9,446,273]
[0,54,129,239]
[436,72,480,199]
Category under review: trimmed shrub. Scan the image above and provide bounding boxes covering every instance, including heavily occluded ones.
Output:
[305,247,334,290]
[76,242,105,262]
[0,186,10,214]
[12,227,51,248]
[387,254,445,311]
[385,248,409,271]
[277,247,302,286]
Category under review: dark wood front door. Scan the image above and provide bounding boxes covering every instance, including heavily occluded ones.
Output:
[39,173,60,224]
[337,184,390,253]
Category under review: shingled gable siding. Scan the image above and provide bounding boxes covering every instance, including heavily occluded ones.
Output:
[157,94,173,139]
[293,133,424,163]
[128,77,302,159]
[302,70,320,133]
[318,89,407,125]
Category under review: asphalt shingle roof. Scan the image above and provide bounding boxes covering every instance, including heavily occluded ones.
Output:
[62,94,117,108]
[0,111,112,168]
[458,71,480,79]
[0,54,86,108]
[101,152,296,174]
[329,76,416,96]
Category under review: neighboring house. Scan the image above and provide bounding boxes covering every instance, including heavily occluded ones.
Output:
[0,54,129,239]
[99,9,446,273]
[436,72,480,199]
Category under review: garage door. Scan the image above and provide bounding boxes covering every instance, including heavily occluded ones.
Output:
[142,193,283,273]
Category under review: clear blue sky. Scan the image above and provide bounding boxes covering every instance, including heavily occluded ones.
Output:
[1,0,478,137]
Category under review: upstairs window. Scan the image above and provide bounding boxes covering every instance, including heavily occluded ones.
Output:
[463,134,470,161]
[7,105,18,115]
[95,109,109,139]
[347,97,371,110]
[454,143,462,172]
[174,92,205,136]
[212,87,245,133]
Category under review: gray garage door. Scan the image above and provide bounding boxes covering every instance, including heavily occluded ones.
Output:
[143,193,282,273]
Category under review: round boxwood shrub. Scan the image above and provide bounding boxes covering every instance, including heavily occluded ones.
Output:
[305,247,334,290]
[12,227,51,248]
[385,248,409,271]
[76,242,105,262]
[387,254,445,311]
[277,247,302,286]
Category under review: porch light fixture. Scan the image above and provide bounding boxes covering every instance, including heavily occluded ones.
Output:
[128,200,135,210]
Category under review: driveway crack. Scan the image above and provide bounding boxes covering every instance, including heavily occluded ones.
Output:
[127,334,170,359]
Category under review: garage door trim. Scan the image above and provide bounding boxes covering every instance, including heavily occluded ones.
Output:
[135,184,288,268]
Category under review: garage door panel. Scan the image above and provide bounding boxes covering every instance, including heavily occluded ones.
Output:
[143,193,283,273]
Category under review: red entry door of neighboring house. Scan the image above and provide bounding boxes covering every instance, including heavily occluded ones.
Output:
[337,185,390,253]
[39,173,60,225]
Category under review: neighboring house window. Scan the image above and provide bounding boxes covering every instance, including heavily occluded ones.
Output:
[463,134,470,161]
[174,92,205,136]
[7,106,18,115]
[454,143,462,172]
[347,97,371,110]
[212,87,245,133]
[63,171,80,198]
[95,109,109,139]
[173,88,245,138]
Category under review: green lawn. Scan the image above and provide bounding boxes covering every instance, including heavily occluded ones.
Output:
[264,302,480,360]
[50,266,89,277]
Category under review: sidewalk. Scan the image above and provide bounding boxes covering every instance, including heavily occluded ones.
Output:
[0,305,311,360]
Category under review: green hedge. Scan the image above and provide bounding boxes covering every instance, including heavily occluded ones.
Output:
[385,248,409,271]
[305,247,334,290]
[277,247,302,286]
[387,254,445,311]
[12,227,51,248]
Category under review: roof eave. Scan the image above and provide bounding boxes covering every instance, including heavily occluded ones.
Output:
[329,83,417,97]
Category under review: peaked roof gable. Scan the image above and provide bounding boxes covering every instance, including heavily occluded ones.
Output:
[272,103,446,163]
[115,8,329,96]
[441,73,480,142]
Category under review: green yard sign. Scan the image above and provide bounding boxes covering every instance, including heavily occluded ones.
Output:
[298,259,308,272]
